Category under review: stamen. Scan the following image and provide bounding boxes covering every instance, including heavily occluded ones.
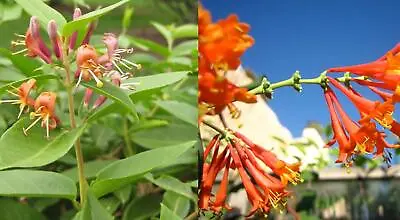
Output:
[6,90,19,97]
[75,71,83,88]
[23,116,42,136]
[88,69,103,88]
[121,58,141,69]
[17,104,26,119]
[14,33,26,38]
[0,99,20,103]
[112,60,125,74]
[12,48,28,55]
[46,115,49,139]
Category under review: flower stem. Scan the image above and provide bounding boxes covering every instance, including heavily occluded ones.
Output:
[202,120,227,137]
[249,71,367,97]
[124,117,134,156]
[62,40,87,205]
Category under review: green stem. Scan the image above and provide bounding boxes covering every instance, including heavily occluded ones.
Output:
[249,71,367,96]
[202,120,227,137]
[62,40,88,205]
[124,117,134,156]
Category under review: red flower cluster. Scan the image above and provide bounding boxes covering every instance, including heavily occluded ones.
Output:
[0,79,60,139]
[199,131,302,217]
[325,44,400,165]
[198,5,257,118]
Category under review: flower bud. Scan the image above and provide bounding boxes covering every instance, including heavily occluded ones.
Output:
[69,8,82,50]
[47,20,62,59]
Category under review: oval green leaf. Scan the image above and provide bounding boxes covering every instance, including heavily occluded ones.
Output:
[172,24,198,39]
[62,0,129,37]
[162,191,190,218]
[122,193,163,220]
[160,204,182,220]
[87,72,188,122]
[0,118,86,170]
[91,141,196,197]
[62,159,116,182]
[0,198,46,220]
[75,189,114,220]
[14,0,66,30]
[145,174,196,201]
[156,100,197,127]
[0,170,77,200]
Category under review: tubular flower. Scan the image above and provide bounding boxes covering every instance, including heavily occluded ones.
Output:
[328,77,396,130]
[199,131,301,217]
[24,92,59,139]
[198,58,257,117]
[12,16,52,63]
[0,79,36,118]
[323,87,399,164]
[199,5,254,72]
[75,44,104,88]
[75,32,141,109]
[328,43,400,94]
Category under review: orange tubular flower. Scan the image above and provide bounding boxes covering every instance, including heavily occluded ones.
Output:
[328,77,396,130]
[0,79,36,118]
[12,16,52,63]
[328,43,400,91]
[75,44,104,88]
[24,92,59,139]
[199,131,299,217]
[199,6,254,72]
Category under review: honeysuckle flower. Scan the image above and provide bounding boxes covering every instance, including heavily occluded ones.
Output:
[12,16,52,63]
[75,44,104,88]
[328,43,400,92]
[24,92,59,139]
[199,131,300,217]
[199,5,254,72]
[0,79,36,118]
[328,77,396,130]
[198,67,257,117]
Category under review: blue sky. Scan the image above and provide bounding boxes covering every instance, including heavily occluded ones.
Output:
[202,0,400,137]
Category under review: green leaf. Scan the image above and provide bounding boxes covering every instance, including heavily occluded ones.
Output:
[82,80,138,120]
[160,204,181,220]
[100,196,121,215]
[91,141,196,197]
[128,36,169,57]
[162,191,190,218]
[122,193,163,220]
[0,198,45,220]
[0,75,58,97]
[145,174,196,201]
[0,170,76,200]
[172,24,198,39]
[130,119,168,132]
[0,118,86,170]
[62,160,116,182]
[171,40,198,57]
[151,22,173,50]
[156,100,197,127]
[87,72,188,122]
[133,123,197,149]
[0,4,22,23]
[14,0,66,30]
[0,48,42,76]
[127,72,189,94]
[62,0,129,36]
[113,185,132,205]
[122,6,134,31]
[76,189,114,220]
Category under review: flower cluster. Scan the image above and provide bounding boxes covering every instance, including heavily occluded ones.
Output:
[0,79,59,139]
[199,130,302,217]
[5,8,142,138]
[324,44,400,166]
[198,5,257,118]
